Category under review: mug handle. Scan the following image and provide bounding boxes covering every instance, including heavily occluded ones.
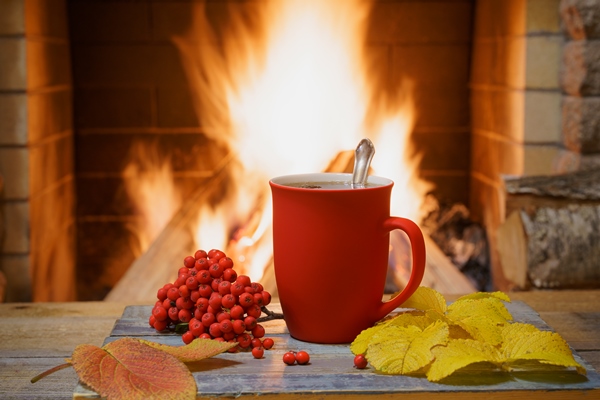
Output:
[374,216,426,321]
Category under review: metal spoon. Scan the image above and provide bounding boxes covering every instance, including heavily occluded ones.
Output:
[351,138,375,188]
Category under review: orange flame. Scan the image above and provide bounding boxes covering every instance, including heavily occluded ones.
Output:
[150,0,432,283]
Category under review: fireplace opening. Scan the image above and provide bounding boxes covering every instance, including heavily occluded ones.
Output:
[1,0,599,303]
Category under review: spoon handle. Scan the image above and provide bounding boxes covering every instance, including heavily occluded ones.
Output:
[351,138,375,188]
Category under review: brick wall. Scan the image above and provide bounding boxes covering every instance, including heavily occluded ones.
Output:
[68,0,475,300]
[0,0,76,301]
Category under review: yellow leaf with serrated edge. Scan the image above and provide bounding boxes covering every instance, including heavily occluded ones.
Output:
[350,318,393,356]
[351,311,427,355]
[366,320,449,375]
[428,339,501,382]
[455,291,511,303]
[501,323,586,375]
[399,286,447,314]
[446,298,511,345]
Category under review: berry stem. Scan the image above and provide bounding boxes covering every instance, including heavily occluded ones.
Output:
[258,306,284,322]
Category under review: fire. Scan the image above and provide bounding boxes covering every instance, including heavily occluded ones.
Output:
[125,0,432,288]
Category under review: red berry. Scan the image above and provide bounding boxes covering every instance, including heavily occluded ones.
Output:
[354,354,368,369]
[251,282,264,293]
[210,263,225,278]
[220,319,233,333]
[246,303,262,319]
[237,333,252,349]
[209,322,223,338]
[178,285,190,299]
[167,287,180,301]
[152,306,168,322]
[149,315,156,327]
[239,292,254,308]
[186,276,199,290]
[244,316,257,330]
[178,308,192,323]
[296,351,310,365]
[251,324,265,339]
[198,333,212,340]
[194,249,208,259]
[195,258,209,270]
[262,338,274,350]
[190,290,200,303]
[208,249,226,259]
[153,319,167,331]
[222,294,237,309]
[230,305,245,320]
[251,338,262,348]
[218,280,231,295]
[190,320,205,337]
[197,270,212,284]
[196,297,209,313]
[216,311,231,322]
[261,291,272,306]
[208,293,223,310]
[176,296,193,310]
[232,319,246,335]
[252,346,264,359]
[218,257,234,269]
[168,306,179,321]
[157,287,168,301]
[211,278,223,292]
[283,352,296,365]
[198,283,213,298]
[230,282,246,296]
[222,268,237,282]
[236,275,251,287]
[183,256,196,268]
[182,330,195,344]
[201,312,215,327]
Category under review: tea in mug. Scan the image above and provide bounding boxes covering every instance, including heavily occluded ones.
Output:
[286,180,383,189]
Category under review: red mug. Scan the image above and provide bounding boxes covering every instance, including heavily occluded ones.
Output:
[269,172,426,343]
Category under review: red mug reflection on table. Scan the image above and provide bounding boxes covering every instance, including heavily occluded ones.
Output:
[270,172,426,344]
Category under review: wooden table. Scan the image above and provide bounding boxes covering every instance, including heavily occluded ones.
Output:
[1,290,599,399]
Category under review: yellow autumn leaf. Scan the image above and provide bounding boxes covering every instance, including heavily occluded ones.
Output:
[388,311,432,330]
[428,338,501,382]
[446,298,512,345]
[366,320,449,375]
[500,323,586,375]
[350,311,428,355]
[455,291,511,303]
[424,310,472,340]
[350,318,393,356]
[400,286,447,314]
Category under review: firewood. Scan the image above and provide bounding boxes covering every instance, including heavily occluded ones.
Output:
[497,169,600,290]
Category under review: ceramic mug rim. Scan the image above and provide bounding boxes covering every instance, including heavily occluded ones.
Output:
[269,172,393,190]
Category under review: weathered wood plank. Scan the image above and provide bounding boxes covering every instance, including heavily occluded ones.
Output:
[1,357,81,400]
[73,301,600,399]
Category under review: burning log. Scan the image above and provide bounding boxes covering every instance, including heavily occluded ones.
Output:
[104,155,236,303]
[496,169,600,290]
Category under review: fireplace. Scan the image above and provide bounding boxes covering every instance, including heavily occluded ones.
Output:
[1,0,597,302]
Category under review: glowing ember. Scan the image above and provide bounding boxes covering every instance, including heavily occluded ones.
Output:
[126,0,433,287]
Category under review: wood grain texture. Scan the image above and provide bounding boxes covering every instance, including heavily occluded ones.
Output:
[2,293,599,400]
[75,302,600,399]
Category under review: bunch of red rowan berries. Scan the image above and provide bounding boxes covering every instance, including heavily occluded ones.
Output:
[149,248,275,354]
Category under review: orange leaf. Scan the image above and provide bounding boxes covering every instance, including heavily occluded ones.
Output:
[71,338,196,400]
[139,337,237,363]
